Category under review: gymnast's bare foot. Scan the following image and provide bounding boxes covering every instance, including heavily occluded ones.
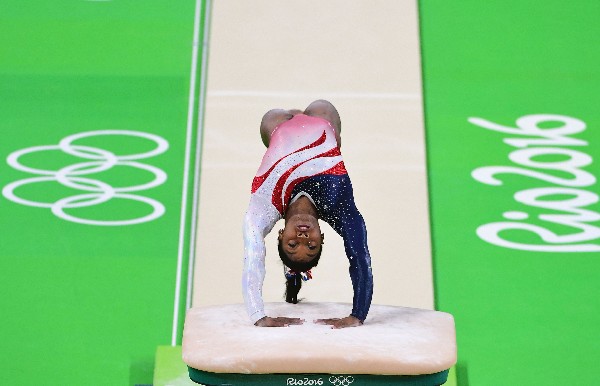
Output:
[314,315,362,329]
[255,316,305,327]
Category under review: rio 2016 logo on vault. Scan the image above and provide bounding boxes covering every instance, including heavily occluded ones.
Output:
[286,375,354,386]
[470,114,599,252]
[3,130,169,226]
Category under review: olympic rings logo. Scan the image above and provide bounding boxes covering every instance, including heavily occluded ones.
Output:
[328,376,354,386]
[3,130,169,226]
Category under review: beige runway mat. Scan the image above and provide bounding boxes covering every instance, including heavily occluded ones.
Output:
[193,0,432,312]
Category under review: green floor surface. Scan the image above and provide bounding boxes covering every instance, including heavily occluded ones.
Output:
[154,346,197,386]
[419,1,600,385]
[0,1,205,384]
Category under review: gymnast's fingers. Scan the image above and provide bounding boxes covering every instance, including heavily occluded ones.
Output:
[255,316,304,327]
[274,317,305,326]
[315,316,362,329]
[313,317,341,326]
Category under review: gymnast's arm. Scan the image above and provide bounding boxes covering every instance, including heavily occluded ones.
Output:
[242,195,304,327]
[317,206,373,328]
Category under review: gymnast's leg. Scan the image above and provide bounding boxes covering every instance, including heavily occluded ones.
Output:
[304,99,342,147]
[259,100,341,148]
[259,108,303,147]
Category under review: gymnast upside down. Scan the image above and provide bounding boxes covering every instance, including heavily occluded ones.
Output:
[243,100,373,329]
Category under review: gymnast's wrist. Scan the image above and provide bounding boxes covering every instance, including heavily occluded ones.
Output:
[250,310,267,325]
[254,316,267,326]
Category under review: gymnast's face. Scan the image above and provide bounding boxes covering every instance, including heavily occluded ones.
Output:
[279,216,323,263]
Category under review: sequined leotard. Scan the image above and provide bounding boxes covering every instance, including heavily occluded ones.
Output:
[243,114,373,324]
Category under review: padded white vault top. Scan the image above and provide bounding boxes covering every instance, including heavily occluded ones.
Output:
[182,302,456,375]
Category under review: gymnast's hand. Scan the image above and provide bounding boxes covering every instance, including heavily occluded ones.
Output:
[255,316,305,327]
[314,315,362,329]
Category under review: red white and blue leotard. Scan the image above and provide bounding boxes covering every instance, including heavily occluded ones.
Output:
[243,114,373,324]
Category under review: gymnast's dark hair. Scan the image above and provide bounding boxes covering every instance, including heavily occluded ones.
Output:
[278,239,322,304]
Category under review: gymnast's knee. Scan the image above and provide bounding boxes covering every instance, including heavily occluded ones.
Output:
[304,99,341,132]
[305,99,335,116]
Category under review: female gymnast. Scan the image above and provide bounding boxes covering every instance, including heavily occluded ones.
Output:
[243,100,373,329]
